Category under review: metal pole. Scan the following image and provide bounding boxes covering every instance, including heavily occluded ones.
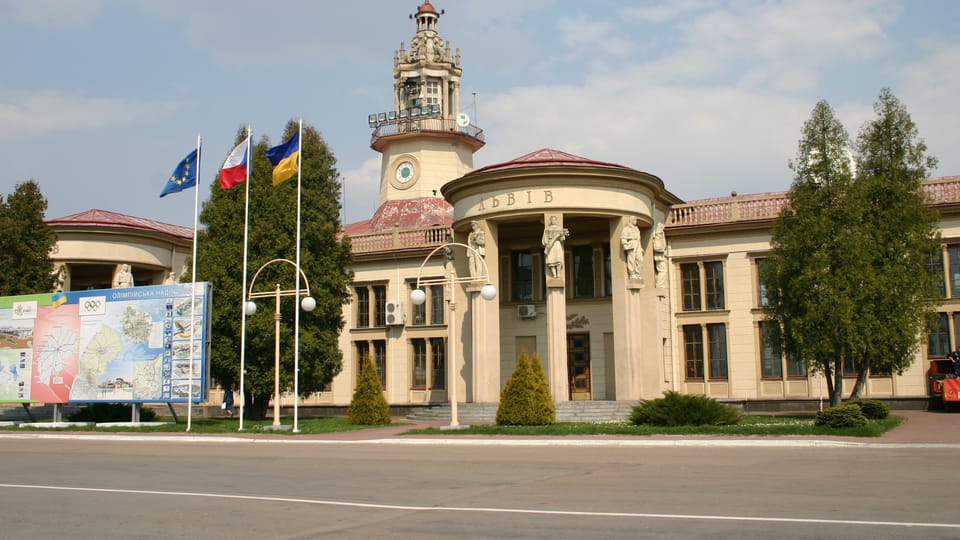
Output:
[273,283,281,427]
[448,272,459,427]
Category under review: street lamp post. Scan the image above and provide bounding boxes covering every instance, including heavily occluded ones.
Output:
[243,258,315,431]
[411,242,496,428]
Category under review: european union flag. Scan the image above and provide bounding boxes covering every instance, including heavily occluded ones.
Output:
[160,148,199,197]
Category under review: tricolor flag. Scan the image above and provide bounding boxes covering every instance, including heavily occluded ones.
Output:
[220,137,250,189]
[265,131,300,186]
[160,148,199,197]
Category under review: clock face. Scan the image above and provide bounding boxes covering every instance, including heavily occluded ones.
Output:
[395,161,415,183]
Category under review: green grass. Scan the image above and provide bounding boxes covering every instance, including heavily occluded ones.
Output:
[402,415,904,438]
[1,417,393,435]
[1,415,904,438]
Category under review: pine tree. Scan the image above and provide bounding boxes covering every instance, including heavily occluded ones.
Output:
[0,180,57,296]
[496,352,555,425]
[348,355,391,425]
[194,122,352,419]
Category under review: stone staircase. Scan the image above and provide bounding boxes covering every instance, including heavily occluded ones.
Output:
[405,400,639,424]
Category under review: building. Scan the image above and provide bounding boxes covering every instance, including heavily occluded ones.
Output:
[322,1,960,411]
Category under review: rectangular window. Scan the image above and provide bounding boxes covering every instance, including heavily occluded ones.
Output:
[704,261,725,310]
[682,325,704,379]
[430,337,446,389]
[756,258,770,307]
[355,341,370,381]
[707,323,728,379]
[787,350,807,377]
[356,287,369,328]
[604,244,612,296]
[373,340,386,388]
[412,339,426,388]
[573,245,594,298]
[373,285,386,327]
[430,284,444,325]
[927,250,953,297]
[948,246,960,297]
[928,312,950,357]
[512,251,533,301]
[760,321,783,378]
[681,263,701,311]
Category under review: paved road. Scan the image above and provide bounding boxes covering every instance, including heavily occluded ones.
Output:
[1,429,958,539]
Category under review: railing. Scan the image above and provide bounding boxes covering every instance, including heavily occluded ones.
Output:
[371,117,484,146]
[668,176,960,228]
[348,225,452,255]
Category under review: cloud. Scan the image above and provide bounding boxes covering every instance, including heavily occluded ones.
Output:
[5,0,105,28]
[341,156,382,224]
[0,91,176,138]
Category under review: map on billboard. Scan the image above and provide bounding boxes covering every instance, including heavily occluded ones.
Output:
[0,283,210,404]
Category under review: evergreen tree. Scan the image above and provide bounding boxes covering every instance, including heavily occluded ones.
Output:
[0,180,57,296]
[347,354,391,425]
[194,122,352,419]
[496,352,555,425]
[763,93,940,406]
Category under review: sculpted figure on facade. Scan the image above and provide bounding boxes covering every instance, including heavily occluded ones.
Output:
[53,265,66,292]
[620,217,643,281]
[653,223,667,289]
[466,221,486,278]
[542,215,569,279]
[163,271,178,285]
[113,263,134,289]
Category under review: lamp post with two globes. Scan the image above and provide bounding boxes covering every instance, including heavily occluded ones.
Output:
[410,242,496,428]
[242,258,315,431]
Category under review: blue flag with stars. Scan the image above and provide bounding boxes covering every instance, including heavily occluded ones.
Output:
[160,148,199,197]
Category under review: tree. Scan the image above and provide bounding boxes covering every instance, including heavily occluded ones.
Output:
[763,93,940,406]
[348,354,391,425]
[496,352,555,425]
[0,180,57,296]
[849,88,941,396]
[194,122,352,419]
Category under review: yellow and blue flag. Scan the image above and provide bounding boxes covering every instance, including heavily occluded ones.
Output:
[265,131,300,186]
[160,148,199,197]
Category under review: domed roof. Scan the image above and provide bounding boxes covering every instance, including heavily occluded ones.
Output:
[47,209,193,241]
[344,197,452,235]
[468,148,631,176]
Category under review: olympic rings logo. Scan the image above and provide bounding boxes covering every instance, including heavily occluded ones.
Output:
[83,300,102,311]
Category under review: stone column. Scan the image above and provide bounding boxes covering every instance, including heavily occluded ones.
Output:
[468,220,501,402]
[543,213,569,403]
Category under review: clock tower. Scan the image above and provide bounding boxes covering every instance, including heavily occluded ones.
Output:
[368,0,484,206]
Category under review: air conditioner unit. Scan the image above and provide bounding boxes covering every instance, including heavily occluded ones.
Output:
[517,304,537,319]
[385,302,405,326]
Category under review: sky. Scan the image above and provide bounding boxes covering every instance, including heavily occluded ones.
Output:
[2,0,959,228]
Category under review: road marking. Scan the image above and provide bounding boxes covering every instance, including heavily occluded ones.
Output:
[2,483,958,530]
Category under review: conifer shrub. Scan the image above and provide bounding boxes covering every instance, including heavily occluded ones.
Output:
[630,391,742,426]
[814,404,869,428]
[846,399,890,419]
[496,352,555,425]
[348,355,391,425]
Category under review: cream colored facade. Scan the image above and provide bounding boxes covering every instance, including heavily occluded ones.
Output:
[327,1,960,409]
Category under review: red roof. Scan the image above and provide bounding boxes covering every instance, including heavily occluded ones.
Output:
[344,197,452,235]
[47,209,193,241]
[417,0,437,15]
[467,148,632,176]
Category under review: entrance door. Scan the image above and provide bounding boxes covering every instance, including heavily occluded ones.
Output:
[567,333,591,400]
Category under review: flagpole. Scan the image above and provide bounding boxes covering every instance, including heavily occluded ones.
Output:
[293,118,303,433]
[186,133,201,432]
[238,127,252,431]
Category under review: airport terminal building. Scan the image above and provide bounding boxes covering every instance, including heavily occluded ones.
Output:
[44,1,960,411]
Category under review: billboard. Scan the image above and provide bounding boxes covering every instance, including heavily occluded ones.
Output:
[0,283,211,404]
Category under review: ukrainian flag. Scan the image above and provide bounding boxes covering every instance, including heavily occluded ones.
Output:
[265,131,300,186]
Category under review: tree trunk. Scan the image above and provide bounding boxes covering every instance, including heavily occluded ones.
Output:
[829,359,844,407]
[850,362,869,400]
[243,390,270,420]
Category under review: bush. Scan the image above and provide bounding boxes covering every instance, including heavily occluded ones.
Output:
[496,352,555,425]
[347,355,391,425]
[630,391,741,426]
[846,399,889,420]
[67,403,157,422]
[815,404,869,428]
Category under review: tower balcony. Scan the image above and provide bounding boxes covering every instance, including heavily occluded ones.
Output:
[370,115,485,153]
